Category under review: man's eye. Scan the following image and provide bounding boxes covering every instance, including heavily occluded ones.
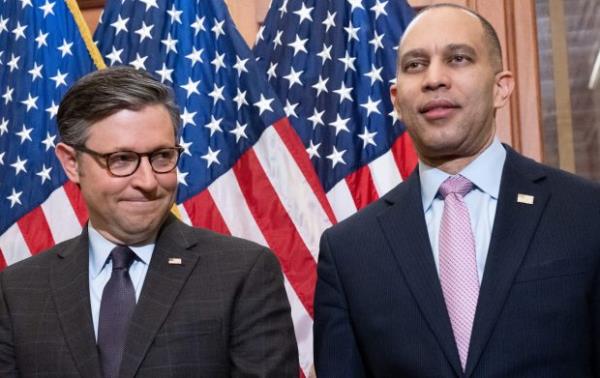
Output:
[109,153,137,166]
[450,55,470,64]
[404,61,425,72]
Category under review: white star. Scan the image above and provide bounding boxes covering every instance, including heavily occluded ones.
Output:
[0,152,4,164]
[212,19,225,39]
[46,101,59,119]
[180,108,197,126]
[36,164,52,184]
[364,64,383,85]
[21,94,38,111]
[179,137,192,156]
[205,115,223,136]
[7,53,20,72]
[12,21,27,40]
[202,147,221,167]
[278,0,289,17]
[28,62,43,82]
[129,53,148,70]
[167,4,183,24]
[327,146,346,168]
[211,52,226,73]
[288,35,308,56]
[0,118,8,135]
[273,30,283,48]
[266,62,278,80]
[293,3,313,24]
[233,56,249,76]
[50,69,68,88]
[317,43,332,62]
[42,132,56,151]
[347,0,365,12]
[256,25,265,43]
[155,63,173,83]
[180,77,201,98]
[283,67,303,89]
[389,109,400,124]
[135,21,154,42]
[2,86,14,104]
[306,140,321,159]
[20,0,33,8]
[370,0,388,19]
[334,82,353,103]
[177,169,189,186]
[229,121,248,143]
[358,128,378,148]
[312,75,329,96]
[338,51,356,72]
[344,22,360,42]
[57,39,73,57]
[360,96,382,116]
[191,16,206,36]
[16,124,33,143]
[369,31,385,52]
[161,33,178,54]
[7,188,23,208]
[105,46,123,65]
[254,94,274,115]
[308,108,325,129]
[233,88,248,110]
[139,0,158,12]
[284,100,299,118]
[39,0,55,17]
[110,14,129,36]
[208,84,225,105]
[0,16,8,34]
[10,156,27,175]
[329,114,351,135]
[35,30,49,47]
[185,46,203,67]
[322,11,336,32]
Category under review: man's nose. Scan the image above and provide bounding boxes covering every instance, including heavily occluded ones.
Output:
[130,156,159,190]
[422,59,450,91]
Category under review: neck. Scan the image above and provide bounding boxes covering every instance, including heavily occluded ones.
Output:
[420,135,495,175]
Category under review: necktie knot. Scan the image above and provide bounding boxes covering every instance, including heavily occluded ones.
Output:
[110,245,135,271]
[439,175,473,199]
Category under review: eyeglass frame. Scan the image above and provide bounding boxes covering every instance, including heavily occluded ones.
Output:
[71,144,184,177]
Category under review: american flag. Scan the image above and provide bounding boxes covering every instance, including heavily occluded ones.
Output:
[0,0,101,266]
[253,0,417,221]
[94,0,335,376]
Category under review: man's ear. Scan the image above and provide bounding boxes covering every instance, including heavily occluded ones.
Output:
[55,142,81,184]
[389,84,403,121]
[493,70,515,109]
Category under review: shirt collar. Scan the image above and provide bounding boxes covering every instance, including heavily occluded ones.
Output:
[419,138,506,211]
[88,222,155,279]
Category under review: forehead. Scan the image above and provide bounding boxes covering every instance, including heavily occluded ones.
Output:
[399,7,485,55]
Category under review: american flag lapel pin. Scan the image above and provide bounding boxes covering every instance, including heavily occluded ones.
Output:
[168,257,182,265]
[517,193,535,205]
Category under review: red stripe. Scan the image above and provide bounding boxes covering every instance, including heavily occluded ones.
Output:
[273,118,337,224]
[16,207,55,255]
[62,181,89,226]
[345,165,380,210]
[391,132,418,179]
[0,248,6,271]
[183,190,230,235]
[233,147,317,317]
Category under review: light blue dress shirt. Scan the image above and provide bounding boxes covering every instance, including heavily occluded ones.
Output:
[419,139,506,283]
[88,223,154,340]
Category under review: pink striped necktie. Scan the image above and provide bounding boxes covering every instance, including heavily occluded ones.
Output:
[438,175,479,371]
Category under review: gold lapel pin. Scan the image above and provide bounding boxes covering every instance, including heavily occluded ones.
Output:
[517,193,535,205]
[168,257,182,265]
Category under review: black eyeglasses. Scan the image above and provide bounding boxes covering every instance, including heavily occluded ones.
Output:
[73,145,184,177]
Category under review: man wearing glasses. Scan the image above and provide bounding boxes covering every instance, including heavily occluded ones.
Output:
[0,67,298,377]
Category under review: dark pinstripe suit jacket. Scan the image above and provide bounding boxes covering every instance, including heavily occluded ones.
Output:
[314,146,600,377]
[0,215,299,377]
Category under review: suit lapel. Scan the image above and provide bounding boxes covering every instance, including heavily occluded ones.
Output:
[377,172,463,376]
[50,228,102,378]
[119,216,201,378]
[465,148,549,376]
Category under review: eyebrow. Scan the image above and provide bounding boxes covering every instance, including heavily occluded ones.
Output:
[444,43,478,57]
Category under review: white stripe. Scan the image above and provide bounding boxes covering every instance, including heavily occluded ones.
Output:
[326,180,357,222]
[41,187,83,244]
[176,203,192,226]
[208,170,269,246]
[253,127,332,261]
[0,223,32,266]
[368,149,403,197]
[283,278,313,378]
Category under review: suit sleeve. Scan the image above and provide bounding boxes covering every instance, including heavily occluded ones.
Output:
[314,231,367,378]
[229,248,299,378]
[0,273,18,377]
[593,261,600,376]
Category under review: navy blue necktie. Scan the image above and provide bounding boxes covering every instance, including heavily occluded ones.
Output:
[98,245,136,378]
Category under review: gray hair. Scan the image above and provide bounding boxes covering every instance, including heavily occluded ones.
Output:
[57,66,181,146]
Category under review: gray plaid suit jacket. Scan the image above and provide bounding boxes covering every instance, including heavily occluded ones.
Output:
[0,215,299,377]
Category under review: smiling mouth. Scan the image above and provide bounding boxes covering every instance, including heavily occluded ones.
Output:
[419,100,460,121]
